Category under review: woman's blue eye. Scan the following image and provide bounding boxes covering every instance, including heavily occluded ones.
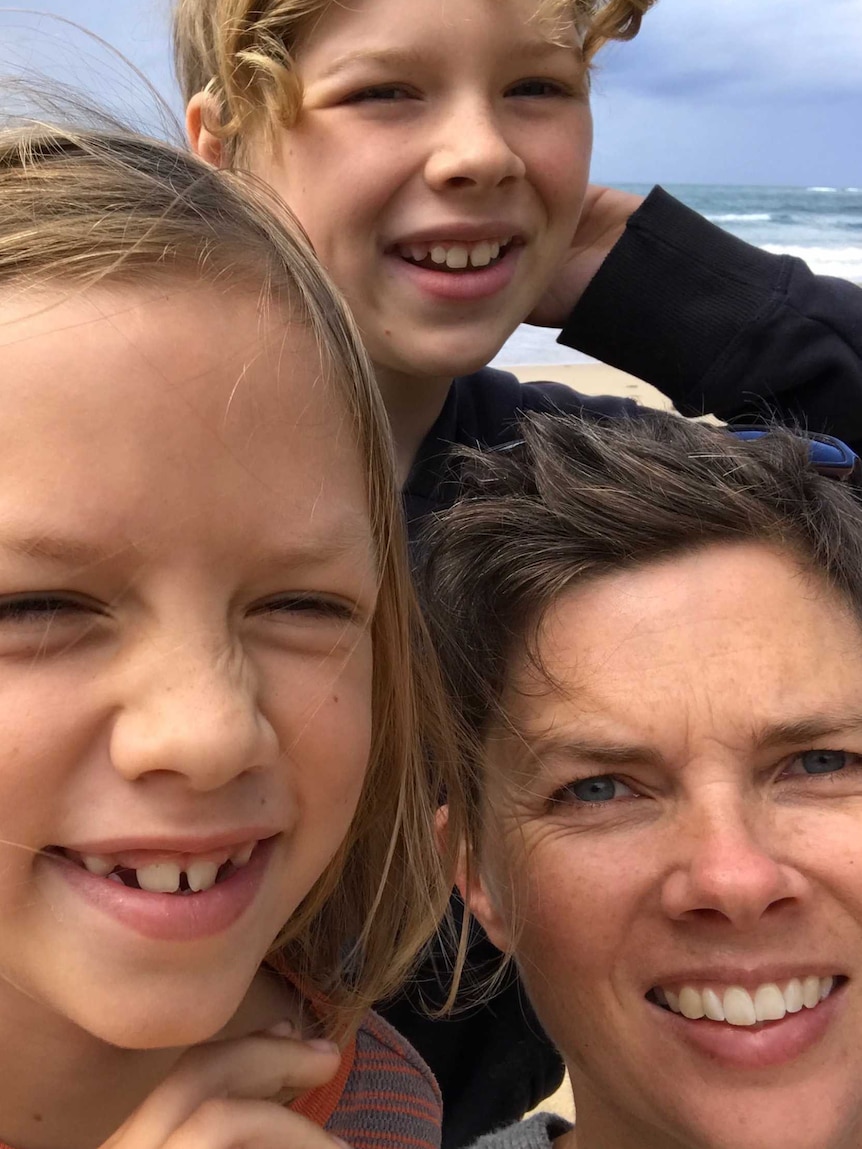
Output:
[799,749,848,774]
[568,775,628,803]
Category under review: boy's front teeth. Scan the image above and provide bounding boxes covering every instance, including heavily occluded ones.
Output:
[401,238,508,269]
[656,976,837,1025]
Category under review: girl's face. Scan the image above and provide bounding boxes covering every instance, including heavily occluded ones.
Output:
[0,286,377,1050]
[467,543,862,1149]
[250,0,591,385]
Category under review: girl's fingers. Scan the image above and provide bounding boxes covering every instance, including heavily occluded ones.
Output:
[102,1032,342,1149]
[162,1098,349,1149]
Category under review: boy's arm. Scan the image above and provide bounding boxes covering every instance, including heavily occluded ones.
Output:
[533,186,862,454]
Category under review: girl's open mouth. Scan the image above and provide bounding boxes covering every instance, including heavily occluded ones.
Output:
[45,839,261,895]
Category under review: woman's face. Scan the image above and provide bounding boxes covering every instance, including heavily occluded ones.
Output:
[467,542,862,1149]
[0,286,377,1051]
[249,0,592,385]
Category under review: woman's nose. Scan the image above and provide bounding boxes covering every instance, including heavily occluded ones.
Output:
[423,99,526,191]
[660,798,810,929]
[109,631,280,791]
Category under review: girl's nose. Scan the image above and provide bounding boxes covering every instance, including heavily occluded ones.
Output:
[109,632,280,791]
[424,99,526,191]
[660,799,811,929]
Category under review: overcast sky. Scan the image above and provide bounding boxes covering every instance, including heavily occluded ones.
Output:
[2,0,860,187]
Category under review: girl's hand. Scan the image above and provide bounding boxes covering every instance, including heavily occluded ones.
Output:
[100,1025,346,1149]
[525,186,645,327]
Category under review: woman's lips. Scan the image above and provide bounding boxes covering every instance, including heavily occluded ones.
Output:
[45,835,276,942]
[649,976,846,1069]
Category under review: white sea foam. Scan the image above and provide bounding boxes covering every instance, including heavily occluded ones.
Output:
[761,243,862,281]
[708,213,772,222]
[808,186,839,193]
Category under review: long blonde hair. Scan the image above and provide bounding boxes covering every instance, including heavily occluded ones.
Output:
[172,0,657,161]
[0,118,464,1037]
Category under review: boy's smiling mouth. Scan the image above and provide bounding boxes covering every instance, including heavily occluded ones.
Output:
[395,237,516,272]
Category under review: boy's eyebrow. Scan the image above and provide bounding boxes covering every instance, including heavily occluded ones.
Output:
[316,38,580,82]
[315,47,430,81]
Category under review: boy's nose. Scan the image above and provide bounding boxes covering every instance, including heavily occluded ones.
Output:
[109,632,280,791]
[660,795,810,929]
[424,100,526,191]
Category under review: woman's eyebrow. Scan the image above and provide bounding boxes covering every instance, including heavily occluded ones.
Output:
[512,734,666,776]
[753,714,862,750]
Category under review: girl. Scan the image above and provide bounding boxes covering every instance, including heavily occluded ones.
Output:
[0,117,460,1148]
[172,1,862,1138]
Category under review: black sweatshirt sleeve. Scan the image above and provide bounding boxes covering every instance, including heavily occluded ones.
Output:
[559,187,862,454]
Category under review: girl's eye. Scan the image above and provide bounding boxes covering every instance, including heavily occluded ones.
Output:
[554,774,636,805]
[784,749,859,776]
[0,594,96,624]
[249,595,357,623]
[344,85,416,104]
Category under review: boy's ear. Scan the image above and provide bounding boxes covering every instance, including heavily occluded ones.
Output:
[438,805,513,955]
[186,92,225,168]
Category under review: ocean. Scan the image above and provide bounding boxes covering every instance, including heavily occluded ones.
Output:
[493,183,862,367]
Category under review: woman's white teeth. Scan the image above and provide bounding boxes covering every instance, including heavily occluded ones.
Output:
[662,976,836,1025]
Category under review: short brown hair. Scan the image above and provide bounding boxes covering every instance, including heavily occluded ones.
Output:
[173,0,657,161]
[418,412,862,842]
[0,117,465,1036]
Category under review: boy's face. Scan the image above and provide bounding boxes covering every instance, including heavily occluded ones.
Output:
[245,0,592,386]
[0,286,377,1053]
[466,542,862,1149]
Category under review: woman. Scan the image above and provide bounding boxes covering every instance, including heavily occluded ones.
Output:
[422,413,862,1149]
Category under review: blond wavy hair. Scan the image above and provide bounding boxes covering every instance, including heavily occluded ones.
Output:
[173,0,657,160]
[0,117,465,1038]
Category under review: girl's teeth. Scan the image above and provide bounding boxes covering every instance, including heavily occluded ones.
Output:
[186,859,220,893]
[431,245,447,265]
[82,854,114,876]
[659,976,837,1026]
[469,241,492,268]
[231,842,255,866]
[136,861,181,894]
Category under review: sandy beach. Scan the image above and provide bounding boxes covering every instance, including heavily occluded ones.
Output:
[508,362,675,413]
